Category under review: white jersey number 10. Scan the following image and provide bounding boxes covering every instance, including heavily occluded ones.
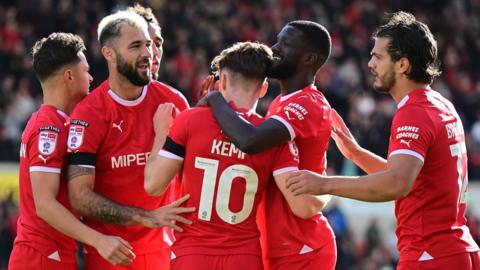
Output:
[195,157,258,224]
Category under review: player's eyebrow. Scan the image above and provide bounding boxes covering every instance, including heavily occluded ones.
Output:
[128,40,142,47]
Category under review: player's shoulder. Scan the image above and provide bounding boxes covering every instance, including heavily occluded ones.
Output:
[34,106,65,128]
[177,106,209,119]
[74,81,110,111]
[149,81,188,100]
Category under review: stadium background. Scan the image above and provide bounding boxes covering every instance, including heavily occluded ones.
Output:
[0,0,479,269]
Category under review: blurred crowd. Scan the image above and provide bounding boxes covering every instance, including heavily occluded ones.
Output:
[0,0,479,269]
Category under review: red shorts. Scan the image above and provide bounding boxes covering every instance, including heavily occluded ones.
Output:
[8,243,77,270]
[397,251,480,270]
[266,240,336,270]
[85,248,169,270]
[171,254,263,270]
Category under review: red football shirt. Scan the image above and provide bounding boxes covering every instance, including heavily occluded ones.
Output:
[160,104,299,258]
[14,105,77,262]
[262,84,335,257]
[67,80,189,255]
[388,88,479,262]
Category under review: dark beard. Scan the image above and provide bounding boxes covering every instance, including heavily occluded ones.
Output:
[267,57,299,80]
[373,68,396,93]
[117,54,151,86]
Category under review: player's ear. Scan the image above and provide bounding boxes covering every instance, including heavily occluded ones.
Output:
[397,57,411,75]
[219,72,228,92]
[63,68,74,85]
[259,79,268,98]
[303,53,318,66]
[101,46,115,63]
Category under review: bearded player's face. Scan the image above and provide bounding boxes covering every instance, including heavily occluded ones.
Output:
[368,37,397,93]
[114,24,153,86]
[268,25,307,80]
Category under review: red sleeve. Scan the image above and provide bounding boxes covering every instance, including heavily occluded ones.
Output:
[388,105,435,162]
[270,96,330,140]
[67,102,107,154]
[272,141,300,176]
[171,91,189,112]
[29,121,64,173]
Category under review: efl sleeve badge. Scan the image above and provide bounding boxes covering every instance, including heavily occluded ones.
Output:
[68,125,85,150]
[38,131,58,156]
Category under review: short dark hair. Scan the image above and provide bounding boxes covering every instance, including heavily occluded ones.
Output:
[128,3,160,30]
[374,11,441,83]
[32,32,86,81]
[211,42,273,80]
[287,20,331,69]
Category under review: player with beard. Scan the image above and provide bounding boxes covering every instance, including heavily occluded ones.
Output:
[285,12,480,269]
[203,21,336,270]
[66,11,194,270]
[9,32,135,270]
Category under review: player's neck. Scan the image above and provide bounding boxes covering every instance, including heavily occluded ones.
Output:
[223,89,258,111]
[42,83,72,115]
[109,72,144,100]
[278,73,314,95]
[390,79,429,104]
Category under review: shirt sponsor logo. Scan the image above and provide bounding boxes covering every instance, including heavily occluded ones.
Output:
[282,102,308,121]
[395,125,419,140]
[211,139,245,159]
[38,131,57,155]
[111,152,150,169]
[68,125,84,150]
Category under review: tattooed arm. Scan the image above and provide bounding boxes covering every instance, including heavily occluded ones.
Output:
[67,165,194,230]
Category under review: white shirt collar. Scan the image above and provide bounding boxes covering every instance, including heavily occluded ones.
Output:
[108,85,148,106]
[279,84,316,102]
[397,94,410,108]
[56,109,69,120]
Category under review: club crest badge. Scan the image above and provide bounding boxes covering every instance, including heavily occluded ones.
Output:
[68,125,85,150]
[38,131,58,156]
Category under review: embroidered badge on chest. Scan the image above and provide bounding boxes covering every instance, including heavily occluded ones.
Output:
[38,131,58,155]
[68,125,85,150]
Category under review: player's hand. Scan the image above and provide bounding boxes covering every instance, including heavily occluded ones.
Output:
[153,103,178,136]
[146,194,195,231]
[94,235,136,266]
[196,75,219,107]
[331,109,360,160]
[285,170,329,196]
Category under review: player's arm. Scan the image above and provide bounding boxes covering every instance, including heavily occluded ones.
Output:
[331,110,387,173]
[31,171,135,266]
[206,91,290,154]
[145,154,183,196]
[274,172,329,218]
[286,154,422,202]
[145,103,183,195]
[67,163,193,231]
